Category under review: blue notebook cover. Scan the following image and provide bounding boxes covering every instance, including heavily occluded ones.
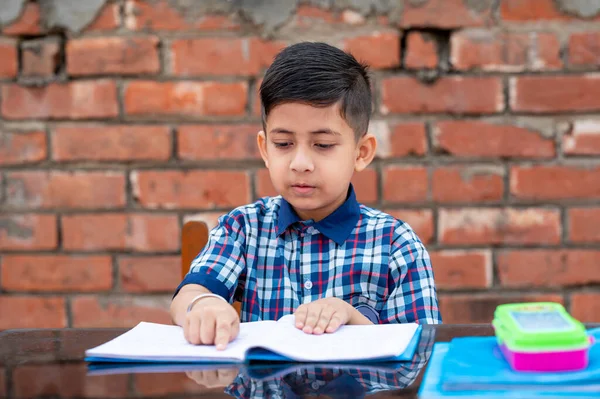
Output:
[441,334,600,391]
[86,325,422,365]
[418,344,600,399]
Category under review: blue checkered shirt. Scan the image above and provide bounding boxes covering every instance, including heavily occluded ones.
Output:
[175,185,441,325]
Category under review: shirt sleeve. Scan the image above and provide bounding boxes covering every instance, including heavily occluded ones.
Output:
[379,223,442,325]
[173,212,247,302]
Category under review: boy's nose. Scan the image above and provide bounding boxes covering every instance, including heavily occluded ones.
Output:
[290,148,314,172]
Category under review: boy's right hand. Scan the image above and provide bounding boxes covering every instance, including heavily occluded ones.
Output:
[184,298,240,350]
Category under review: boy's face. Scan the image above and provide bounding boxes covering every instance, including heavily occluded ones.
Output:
[257,102,376,222]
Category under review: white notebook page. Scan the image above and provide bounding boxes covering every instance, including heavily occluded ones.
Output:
[86,320,277,362]
[255,315,419,362]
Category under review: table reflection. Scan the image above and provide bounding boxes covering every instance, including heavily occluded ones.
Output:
[85,327,435,399]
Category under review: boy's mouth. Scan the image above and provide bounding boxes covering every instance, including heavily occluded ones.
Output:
[291,184,316,195]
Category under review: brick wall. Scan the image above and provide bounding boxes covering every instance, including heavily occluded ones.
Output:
[1,0,600,329]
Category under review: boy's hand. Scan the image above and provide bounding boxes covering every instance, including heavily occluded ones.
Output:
[184,297,240,350]
[185,367,239,389]
[294,297,356,335]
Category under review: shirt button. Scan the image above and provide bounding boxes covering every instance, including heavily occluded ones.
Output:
[304,280,313,290]
[311,381,320,390]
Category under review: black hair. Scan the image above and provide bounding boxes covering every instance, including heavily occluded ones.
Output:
[259,42,372,140]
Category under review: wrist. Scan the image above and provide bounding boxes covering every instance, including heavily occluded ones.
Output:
[187,293,228,313]
[345,301,373,325]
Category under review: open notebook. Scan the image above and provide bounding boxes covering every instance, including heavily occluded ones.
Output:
[85,314,422,364]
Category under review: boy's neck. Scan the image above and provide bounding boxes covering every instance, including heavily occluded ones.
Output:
[292,187,351,222]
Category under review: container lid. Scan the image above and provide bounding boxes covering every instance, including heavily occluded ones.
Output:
[493,302,589,352]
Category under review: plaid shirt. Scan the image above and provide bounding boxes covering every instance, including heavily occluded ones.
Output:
[176,184,441,325]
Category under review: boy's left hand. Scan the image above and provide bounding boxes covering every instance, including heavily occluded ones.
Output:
[294,297,357,335]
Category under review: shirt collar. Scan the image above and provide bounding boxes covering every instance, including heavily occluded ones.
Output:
[277,184,360,246]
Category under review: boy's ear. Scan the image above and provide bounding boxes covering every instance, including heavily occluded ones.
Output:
[354,133,377,172]
[257,130,269,168]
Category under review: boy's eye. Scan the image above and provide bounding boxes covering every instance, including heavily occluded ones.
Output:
[273,142,292,148]
[315,143,335,149]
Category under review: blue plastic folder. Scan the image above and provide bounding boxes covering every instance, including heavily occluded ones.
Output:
[418,328,600,399]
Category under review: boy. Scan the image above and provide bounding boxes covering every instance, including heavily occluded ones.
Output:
[170,42,441,349]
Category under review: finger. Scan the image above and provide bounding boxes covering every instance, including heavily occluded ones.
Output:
[230,320,240,341]
[294,305,308,329]
[199,313,216,344]
[188,316,202,345]
[303,306,322,334]
[204,370,219,388]
[214,319,232,350]
[183,316,190,343]
[325,313,344,333]
[314,307,334,335]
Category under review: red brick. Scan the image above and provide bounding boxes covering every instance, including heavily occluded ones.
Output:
[451,30,561,71]
[21,37,61,78]
[523,32,562,69]
[13,364,128,398]
[67,36,159,76]
[433,166,504,203]
[569,32,600,67]
[71,296,172,327]
[381,76,503,114]
[400,0,494,28]
[255,168,276,198]
[434,120,555,158]
[2,80,118,120]
[119,256,180,293]
[569,208,600,243]
[571,293,600,323]
[0,296,66,329]
[351,168,378,204]
[124,81,247,117]
[294,5,342,27]
[132,170,250,209]
[564,119,600,155]
[62,213,179,251]
[0,39,17,78]
[439,294,564,324]
[5,171,126,209]
[2,3,41,35]
[84,1,121,31]
[501,0,600,22]
[439,208,561,245]
[53,125,171,161]
[384,209,434,244]
[511,76,600,113]
[135,372,224,396]
[430,250,491,289]
[178,124,260,160]
[405,31,438,69]
[498,250,600,288]
[0,214,57,250]
[183,212,223,232]
[510,165,600,200]
[2,255,112,292]
[0,130,46,165]
[383,166,428,202]
[388,122,427,157]
[171,38,284,76]
[343,31,400,69]
[124,0,240,31]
